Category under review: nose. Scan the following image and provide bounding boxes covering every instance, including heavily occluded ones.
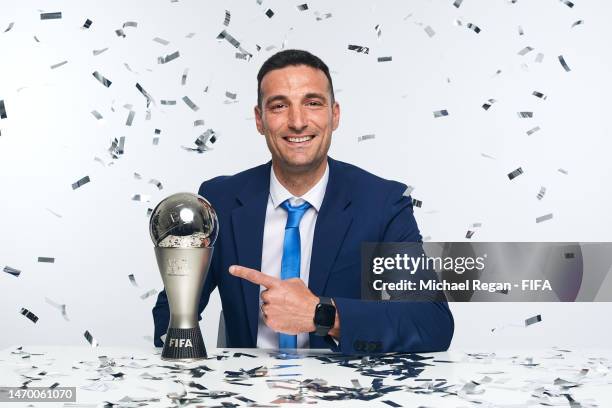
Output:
[287,105,307,132]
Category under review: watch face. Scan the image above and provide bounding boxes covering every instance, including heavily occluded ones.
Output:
[315,303,335,327]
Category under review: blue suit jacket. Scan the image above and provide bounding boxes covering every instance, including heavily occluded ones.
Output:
[153,158,454,353]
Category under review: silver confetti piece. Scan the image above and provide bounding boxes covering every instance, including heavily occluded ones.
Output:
[526,126,541,135]
[149,179,163,190]
[84,330,99,347]
[518,46,534,56]
[158,51,180,64]
[456,19,481,33]
[532,91,547,100]
[507,167,523,180]
[377,56,392,62]
[3,266,21,277]
[108,137,125,159]
[235,52,249,60]
[40,12,62,20]
[537,186,546,200]
[536,213,553,223]
[225,91,237,100]
[45,297,69,321]
[403,185,415,196]
[433,109,449,118]
[83,19,92,29]
[94,157,107,166]
[453,0,463,7]
[535,53,544,63]
[0,100,7,119]
[152,137,159,145]
[265,9,275,18]
[4,22,15,32]
[357,134,375,142]
[517,111,533,118]
[38,257,55,263]
[20,308,39,323]
[518,25,524,35]
[194,119,205,127]
[375,24,382,38]
[134,172,142,179]
[115,29,126,37]
[123,21,137,28]
[558,55,571,72]
[92,47,108,56]
[125,111,135,126]
[129,274,139,287]
[182,68,189,85]
[182,96,199,111]
[140,289,158,300]
[525,314,542,326]
[72,175,90,189]
[412,198,422,208]
[224,10,231,26]
[186,32,195,38]
[33,35,40,42]
[571,20,584,28]
[558,168,568,175]
[472,222,482,228]
[559,0,574,8]
[153,37,169,45]
[161,100,176,105]
[297,4,309,11]
[466,230,475,239]
[135,83,155,108]
[131,194,150,202]
[347,44,369,54]
[481,153,496,159]
[482,98,497,110]
[92,71,112,87]
[315,11,332,21]
[424,25,436,37]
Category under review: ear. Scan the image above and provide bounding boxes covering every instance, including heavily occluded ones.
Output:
[254,105,265,135]
[331,101,340,131]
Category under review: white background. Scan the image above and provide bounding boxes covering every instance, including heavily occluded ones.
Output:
[1,0,611,351]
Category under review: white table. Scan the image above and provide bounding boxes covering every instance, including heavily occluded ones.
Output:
[1,346,611,407]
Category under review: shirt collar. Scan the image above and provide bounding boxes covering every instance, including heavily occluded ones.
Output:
[269,162,329,212]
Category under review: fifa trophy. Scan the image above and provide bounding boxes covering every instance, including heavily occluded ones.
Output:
[149,193,218,360]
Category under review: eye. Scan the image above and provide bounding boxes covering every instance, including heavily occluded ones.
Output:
[269,103,287,111]
[306,100,324,107]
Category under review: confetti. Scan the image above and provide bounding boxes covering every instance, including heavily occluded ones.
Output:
[115,29,126,38]
[537,186,546,200]
[153,37,169,45]
[535,53,544,63]
[348,44,369,54]
[536,213,553,223]
[149,179,163,190]
[558,55,571,72]
[517,111,533,118]
[525,314,542,326]
[38,257,55,263]
[41,12,62,20]
[315,11,333,21]
[135,83,155,108]
[424,25,436,37]
[403,186,415,196]
[265,9,275,18]
[518,25,524,35]
[466,230,475,239]
[72,175,90,189]
[140,289,158,300]
[558,168,569,175]
[482,98,497,110]
[559,0,574,8]
[182,68,189,85]
[3,266,21,277]
[375,24,382,38]
[532,91,547,100]
[83,19,92,28]
[84,330,99,347]
[123,21,137,28]
[377,56,392,62]
[517,46,534,56]
[433,109,449,118]
[128,274,139,287]
[456,19,481,33]
[297,4,309,11]
[92,48,108,56]
[161,100,176,105]
[131,194,150,202]
[194,119,205,127]
[571,20,584,28]
[357,134,375,142]
[20,308,39,323]
[4,22,15,32]
[412,198,423,208]
[0,100,7,119]
[92,71,112,87]
[45,297,70,321]
[108,137,125,159]
[182,96,199,111]
[507,167,523,180]
[223,10,231,26]
[526,126,541,135]
[453,0,463,7]
[158,50,180,64]
[225,91,237,100]
[125,110,135,126]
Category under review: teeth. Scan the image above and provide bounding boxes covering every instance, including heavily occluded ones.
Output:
[287,136,313,143]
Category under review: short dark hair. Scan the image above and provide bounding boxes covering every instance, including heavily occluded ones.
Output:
[257,49,335,108]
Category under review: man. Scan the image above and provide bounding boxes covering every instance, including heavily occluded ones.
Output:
[153,49,454,353]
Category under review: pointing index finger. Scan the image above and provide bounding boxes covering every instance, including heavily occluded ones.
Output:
[229,265,279,288]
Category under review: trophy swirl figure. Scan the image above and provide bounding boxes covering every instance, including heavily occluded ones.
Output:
[150,193,218,360]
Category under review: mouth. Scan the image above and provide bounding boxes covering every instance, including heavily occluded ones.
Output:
[283,135,315,144]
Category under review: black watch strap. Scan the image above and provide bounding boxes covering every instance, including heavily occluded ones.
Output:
[314,296,336,336]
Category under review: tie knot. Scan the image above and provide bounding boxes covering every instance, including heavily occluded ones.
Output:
[280,199,311,228]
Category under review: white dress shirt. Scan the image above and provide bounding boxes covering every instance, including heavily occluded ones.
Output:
[256,163,329,349]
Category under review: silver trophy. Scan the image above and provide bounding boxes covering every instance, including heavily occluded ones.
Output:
[150,192,218,361]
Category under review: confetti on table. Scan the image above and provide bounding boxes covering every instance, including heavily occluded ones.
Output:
[38,257,55,263]
[20,308,39,323]
[508,167,523,180]
[536,213,553,223]
[41,12,62,20]
[433,109,449,118]
[72,175,90,190]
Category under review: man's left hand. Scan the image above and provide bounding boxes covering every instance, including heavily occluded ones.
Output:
[229,265,319,334]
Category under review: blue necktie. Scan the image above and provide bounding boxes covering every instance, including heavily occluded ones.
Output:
[278,199,311,349]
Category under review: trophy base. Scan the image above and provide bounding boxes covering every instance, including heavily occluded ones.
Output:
[161,327,207,361]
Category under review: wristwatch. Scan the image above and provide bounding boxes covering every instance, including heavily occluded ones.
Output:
[313,297,336,336]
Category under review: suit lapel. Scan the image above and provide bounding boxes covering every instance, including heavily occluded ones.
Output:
[309,158,353,296]
[232,162,271,345]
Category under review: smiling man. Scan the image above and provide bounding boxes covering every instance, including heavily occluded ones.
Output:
[153,49,454,353]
